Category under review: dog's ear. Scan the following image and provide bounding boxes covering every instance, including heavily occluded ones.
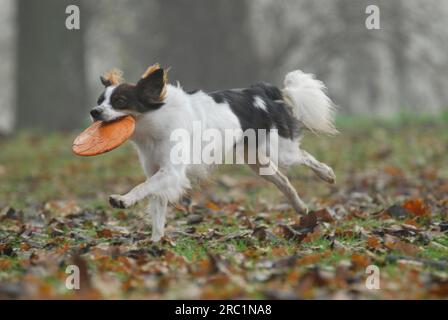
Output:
[136,64,168,104]
[100,76,112,87]
[101,68,123,87]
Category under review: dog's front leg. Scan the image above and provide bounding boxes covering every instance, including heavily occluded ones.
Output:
[147,196,168,242]
[109,167,189,209]
[109,180,151,209]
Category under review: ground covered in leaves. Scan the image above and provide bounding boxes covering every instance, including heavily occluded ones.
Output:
[0,116,447,299]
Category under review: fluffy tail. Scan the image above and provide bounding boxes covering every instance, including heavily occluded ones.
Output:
[282,70,337,135]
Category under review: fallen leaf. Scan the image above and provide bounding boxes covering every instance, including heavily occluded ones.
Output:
[402,199,429,217]
[350,253,370,269]
[97,229,113,238]
[366,236,381,249]
[314,208,335,223]
[277,224,307,243]
[205,201,220,211]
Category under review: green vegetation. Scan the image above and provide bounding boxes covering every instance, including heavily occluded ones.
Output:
[0,117,447,299]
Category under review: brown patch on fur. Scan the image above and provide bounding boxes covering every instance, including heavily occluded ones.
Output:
[141,63,168,101]
[141,63,161,79]
[159,78,168,101]
[104,68,124,86]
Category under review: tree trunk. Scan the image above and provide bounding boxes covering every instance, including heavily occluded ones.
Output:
[129,0,260,91]
[16,0,87,131]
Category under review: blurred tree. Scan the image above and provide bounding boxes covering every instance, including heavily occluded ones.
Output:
[159,0,260,90]
[122,0,260,91]
[0,0,15,134]
[250,0,448,115]
[16,0,87,131]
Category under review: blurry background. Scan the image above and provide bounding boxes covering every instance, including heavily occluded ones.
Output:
[0,0,448,133]
[1,1,448,300]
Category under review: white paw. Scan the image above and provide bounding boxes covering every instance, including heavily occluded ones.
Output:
[314,164,336,184]
[291,197,308,215]
[151,234,162,242]
[109,194,134,209]
[322,165,336,183]
[296,202,309,215]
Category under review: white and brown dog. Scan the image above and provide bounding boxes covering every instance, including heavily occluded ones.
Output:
[91,64,337,241]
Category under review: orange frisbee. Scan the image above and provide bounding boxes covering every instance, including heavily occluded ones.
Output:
[72,116,135,156]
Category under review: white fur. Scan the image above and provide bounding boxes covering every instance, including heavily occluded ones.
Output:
[96,85,128,121]
[131,85,242,184]
[282,70,337,134]
[107,71,336,242]
[253,95,267,111]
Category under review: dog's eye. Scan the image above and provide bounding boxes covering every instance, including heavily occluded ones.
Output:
[114,97,127,107]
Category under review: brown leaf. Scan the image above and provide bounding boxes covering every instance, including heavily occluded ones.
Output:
[97,229,113,238]
[429,280,448,297]
[384,166,403,177]
[20,242,30,251]
[205,201,220,211]
[402,199,429,217]
[314,208,335,223]
[302,228,322,244]
[0,258,12,269]
[384,234,399,249]
[350,253,371,269]
[252,226,268,241]
[367,236,381,249]
[393,241,420,256]
[277,224,307,243]
[297,251,330,265]
[299,212,318,230]
[0,243,13,256]
[403,218,421,228]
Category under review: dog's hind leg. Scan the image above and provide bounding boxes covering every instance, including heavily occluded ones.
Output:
[147,196,168,242]
[249,161,308,215]
[299,149,336,184]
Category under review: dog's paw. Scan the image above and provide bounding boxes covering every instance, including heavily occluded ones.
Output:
[109,194,133,209]
[313,164,336,184]
[151,234,162,243]
[292,198,308,215]
[296,204,309,216]
[323,166,336,184]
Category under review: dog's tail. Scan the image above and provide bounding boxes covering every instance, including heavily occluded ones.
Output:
[282,70,337,135]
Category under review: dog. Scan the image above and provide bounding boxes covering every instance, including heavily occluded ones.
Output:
[91,64,337,241]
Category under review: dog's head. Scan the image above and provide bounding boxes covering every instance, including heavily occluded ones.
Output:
[90,64,168,122]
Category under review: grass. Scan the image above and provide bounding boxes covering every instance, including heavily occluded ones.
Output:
[0,116,447,299]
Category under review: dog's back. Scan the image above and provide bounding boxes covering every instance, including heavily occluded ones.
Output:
[209,82,302,141]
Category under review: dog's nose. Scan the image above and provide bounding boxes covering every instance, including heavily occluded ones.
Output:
[90,108,102,120]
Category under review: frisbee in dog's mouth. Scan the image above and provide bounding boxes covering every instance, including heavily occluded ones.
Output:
[72,115,135,156]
